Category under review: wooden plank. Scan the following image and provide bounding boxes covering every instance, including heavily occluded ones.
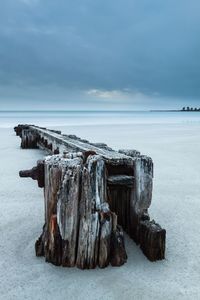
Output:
[107,175,134,187]
[98,212,112,268]
[15,124,134,164]
[57,162,81,267]
[139,220,166,261]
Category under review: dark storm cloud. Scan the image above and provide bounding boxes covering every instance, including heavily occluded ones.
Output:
[0,0,200,108]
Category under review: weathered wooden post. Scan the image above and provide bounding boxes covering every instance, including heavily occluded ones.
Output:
[16,124,166,269]
[22,153,127,268]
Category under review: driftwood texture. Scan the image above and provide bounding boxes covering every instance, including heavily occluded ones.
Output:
[34,154,127,268]
[16,124,166,269]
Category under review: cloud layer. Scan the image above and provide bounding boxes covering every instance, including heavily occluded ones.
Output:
[0,0,200,109]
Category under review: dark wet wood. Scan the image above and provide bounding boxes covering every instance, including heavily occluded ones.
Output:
[107,175,134,187]
[139,220,166,261]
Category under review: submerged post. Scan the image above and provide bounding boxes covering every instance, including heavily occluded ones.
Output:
[16,124,166,269]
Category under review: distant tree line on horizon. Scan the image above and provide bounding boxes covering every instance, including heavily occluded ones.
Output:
[182,107,200,111]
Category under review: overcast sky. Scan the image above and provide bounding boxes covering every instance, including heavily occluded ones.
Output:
[0,0,200,110]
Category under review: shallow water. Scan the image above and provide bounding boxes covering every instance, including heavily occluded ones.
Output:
[0,110,200,128]
[0,112,200,299]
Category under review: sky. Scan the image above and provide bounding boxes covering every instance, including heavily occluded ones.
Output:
[0,0,200,110]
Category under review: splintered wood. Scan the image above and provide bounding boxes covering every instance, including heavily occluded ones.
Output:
[15,124,166,269]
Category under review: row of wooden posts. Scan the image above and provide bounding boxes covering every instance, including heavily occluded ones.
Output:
[15,124,166,269]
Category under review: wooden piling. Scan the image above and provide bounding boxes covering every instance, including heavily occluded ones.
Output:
[16,124,166,269]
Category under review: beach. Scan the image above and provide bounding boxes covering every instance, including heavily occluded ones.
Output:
[0,111,200,299]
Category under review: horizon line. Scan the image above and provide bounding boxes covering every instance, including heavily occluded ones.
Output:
[0,109,182,113]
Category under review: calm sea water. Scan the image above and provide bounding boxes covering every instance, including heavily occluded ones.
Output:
[0,111,200,128]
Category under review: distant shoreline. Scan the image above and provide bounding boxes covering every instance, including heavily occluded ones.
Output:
[150,110,200,112]
[0,109,199,113]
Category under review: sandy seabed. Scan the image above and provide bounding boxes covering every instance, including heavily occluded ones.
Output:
[0,122,200,300]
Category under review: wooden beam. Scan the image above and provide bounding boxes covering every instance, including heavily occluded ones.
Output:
[107,175,134,187]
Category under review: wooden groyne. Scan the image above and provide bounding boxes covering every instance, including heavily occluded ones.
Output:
[15,124,166,269]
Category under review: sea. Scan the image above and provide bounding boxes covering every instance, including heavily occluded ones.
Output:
[0,110,200,128]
